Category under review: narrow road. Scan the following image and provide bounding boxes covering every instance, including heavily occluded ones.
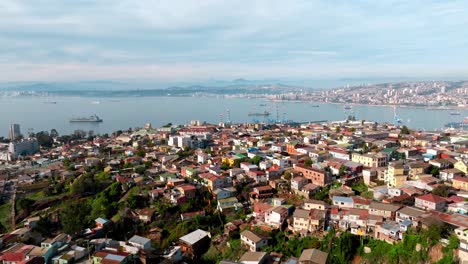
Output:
[11,188,16,230]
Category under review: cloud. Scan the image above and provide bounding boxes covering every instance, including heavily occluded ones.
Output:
[1,0,468,82]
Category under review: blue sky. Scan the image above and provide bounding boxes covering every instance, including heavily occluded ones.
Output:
[1,0,468,82]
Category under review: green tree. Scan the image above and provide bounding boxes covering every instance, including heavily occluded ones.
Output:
[430,166,440,177]
[400,125,411,135]
[60,200,91,236]
[304,158,313,166]
[432,185,450,197]
[251,156,263,166]
[339,165,346,176]
[35,131,54,148]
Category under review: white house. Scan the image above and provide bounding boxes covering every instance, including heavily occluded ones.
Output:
[128,235,151,250]
[240,230,268,252]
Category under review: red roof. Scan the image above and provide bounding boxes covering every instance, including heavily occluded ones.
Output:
[447,195,465,203]
[254,202,273,213]
[1,253,25,262]
[453,176,468,183]
[416,193,446,204]
[178,184,196,191]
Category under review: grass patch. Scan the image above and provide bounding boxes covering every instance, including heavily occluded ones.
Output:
[0,202,12,231]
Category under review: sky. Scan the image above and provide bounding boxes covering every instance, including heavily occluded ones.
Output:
[1,0,468,83]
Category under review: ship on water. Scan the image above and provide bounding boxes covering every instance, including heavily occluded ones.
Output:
[248,111,271,116]
[445,117,468,129]
[69,114,103,123]
[450,111,461,115]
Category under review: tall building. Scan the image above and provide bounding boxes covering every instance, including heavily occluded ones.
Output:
[9,124,21,140]
[8,139,39,158]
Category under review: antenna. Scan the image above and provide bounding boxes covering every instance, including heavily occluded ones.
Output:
[226,109,231,124]
[276,104,280,123]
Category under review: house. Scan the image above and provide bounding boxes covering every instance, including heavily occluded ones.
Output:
[414,193,447,211]
[239,251,268,264]
[351,153,387,167]
[455,160,468,174]
[297,183,320,199]
[332,196,354,209]
[128,235,151,250]
[24,216,40,229]
[176,184,197,199]
[94,218,110,229]
[251,186,274,200]
[293,209,327,234]
[298,248,328,264]
[453,176,468,191]
[291,177,309,191]
[374,221,402,242]
[439,168,464,182]
[368,202,401,220]
[134,208,155,223]
[93,251,131,264]
[253,203,273,221]
[293,209,312,234]
[214,187,237,200]
[162,246,183,263]
[293,164,331,187]
[179,229,211,257]
[264,206,289,228]
[240,230,268,252]
[395,206,425,224]
[217,197,242,212]
[180,210,206,221]
[302,199,327,211]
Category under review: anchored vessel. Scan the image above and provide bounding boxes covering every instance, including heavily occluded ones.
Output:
[248,111,271,116]
[69,114,103,123]
[445,117,468,129]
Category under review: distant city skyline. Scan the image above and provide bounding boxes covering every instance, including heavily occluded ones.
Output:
[1,0,468,82]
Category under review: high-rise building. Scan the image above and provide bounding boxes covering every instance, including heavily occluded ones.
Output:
[9,124,21,140]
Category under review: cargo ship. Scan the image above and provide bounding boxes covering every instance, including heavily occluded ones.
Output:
[69,114,103,123]
[248,111,271,116]
[445,117,468,129]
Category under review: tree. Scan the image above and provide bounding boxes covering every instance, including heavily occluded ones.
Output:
[335,127,341,133]
[432,185,450,197]
[50,129,59,138]
[339,165,346,176]
[60,200,91,235]
[430,165,440,177]
[35,131,54,148]
[400,126,411,135]
[251,156,262,166]
[304,158,313,166]
[17,198,35,214]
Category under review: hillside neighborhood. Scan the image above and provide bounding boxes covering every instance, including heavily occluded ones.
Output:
[1,119,468,263]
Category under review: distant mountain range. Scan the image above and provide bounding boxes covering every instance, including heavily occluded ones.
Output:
[0,79,306,97]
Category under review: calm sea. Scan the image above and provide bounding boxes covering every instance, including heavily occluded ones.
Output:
[0,96,465,136]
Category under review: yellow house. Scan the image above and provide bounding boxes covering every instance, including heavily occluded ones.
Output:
[388,175,407,188]
[385,163,407,188]
[351,153,387,167]
[453,176,468,191]
[222,156,239,167]
[455,160,468,174]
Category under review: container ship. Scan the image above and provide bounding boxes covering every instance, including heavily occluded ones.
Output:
[69,114,103,123]
[445,117,468,129]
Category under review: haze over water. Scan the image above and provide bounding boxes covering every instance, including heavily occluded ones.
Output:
[0,96,464,137]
